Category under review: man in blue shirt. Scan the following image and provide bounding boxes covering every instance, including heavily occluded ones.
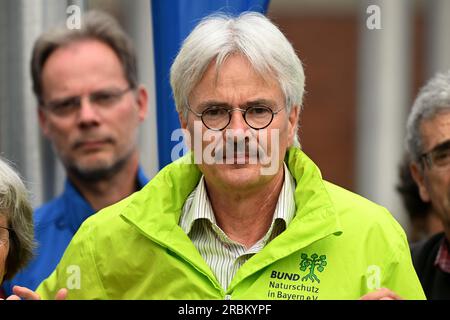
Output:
[3,10,150,293]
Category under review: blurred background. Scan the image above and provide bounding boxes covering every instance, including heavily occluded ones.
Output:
[1,0,450,240]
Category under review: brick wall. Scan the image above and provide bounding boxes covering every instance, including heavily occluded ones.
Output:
[268,13,425,193]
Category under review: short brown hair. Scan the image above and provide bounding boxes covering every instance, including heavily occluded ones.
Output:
[31,10,137,105]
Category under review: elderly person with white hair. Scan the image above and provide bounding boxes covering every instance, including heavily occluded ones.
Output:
[0,158,34,294]
[33,12,424,300]
[407,70,450,300]
[0,159,66,300]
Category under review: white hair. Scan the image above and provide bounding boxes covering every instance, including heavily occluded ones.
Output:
[406,70,450,162]
[170,12,305,120]
[0,157,35,280]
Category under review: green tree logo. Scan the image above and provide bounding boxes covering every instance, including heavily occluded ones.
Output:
[299,253,327,283]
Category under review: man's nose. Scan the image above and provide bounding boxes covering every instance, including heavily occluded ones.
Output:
[227,109,248,131]
[77,97,100,127]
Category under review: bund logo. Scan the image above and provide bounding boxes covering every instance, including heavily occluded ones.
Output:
[299,253,327,283]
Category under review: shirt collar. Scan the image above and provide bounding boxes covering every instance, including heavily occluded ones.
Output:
[62,165,149,232]
[273,162,296,226]
[179,162,296,236]
[434,236,450,273]
[179,175,214,234]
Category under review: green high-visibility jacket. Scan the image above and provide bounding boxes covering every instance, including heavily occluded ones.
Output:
[36,148,426,300]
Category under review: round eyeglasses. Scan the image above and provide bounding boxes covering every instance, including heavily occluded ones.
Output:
[186,104,285,131]
[420,139,450,170]
[42,87,133,117]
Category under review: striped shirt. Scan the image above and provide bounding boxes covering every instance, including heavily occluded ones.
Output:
[179,163,296,291]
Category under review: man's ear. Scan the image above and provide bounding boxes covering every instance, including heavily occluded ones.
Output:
[135,85,148,121]
[38,106,51,138]
[179,112,188,130]
[410,162,431,202]
[287,106,300,145]
[178,111,193,151]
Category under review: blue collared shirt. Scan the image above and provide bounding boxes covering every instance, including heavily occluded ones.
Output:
[3,167,148,294]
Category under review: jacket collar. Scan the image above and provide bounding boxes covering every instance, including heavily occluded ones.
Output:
[229,147,342,289]
[121,148,342,291]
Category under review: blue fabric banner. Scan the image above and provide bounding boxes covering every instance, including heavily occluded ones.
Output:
[151,0,270,168]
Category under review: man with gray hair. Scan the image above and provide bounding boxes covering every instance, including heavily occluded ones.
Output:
[3,10,149,295]
[407,70,450,299]
[29,12,423,300]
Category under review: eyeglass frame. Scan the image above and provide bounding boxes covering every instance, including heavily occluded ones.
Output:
[185,103,286,131]
[0,226,13,245]
[420,139,450,169]
[41,86,134,117]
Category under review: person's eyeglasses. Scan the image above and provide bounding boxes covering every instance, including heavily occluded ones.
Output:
[186,103,285,131]
[420,139,450,169]
[42,87,133,117]
[0,226,12,246]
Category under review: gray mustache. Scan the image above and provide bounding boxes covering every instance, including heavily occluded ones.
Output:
[209,129,269,162]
